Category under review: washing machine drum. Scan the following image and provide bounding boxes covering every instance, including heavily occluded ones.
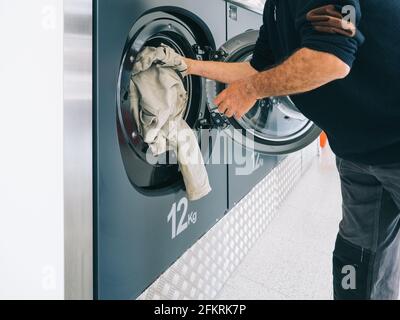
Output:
[117,12,211,191]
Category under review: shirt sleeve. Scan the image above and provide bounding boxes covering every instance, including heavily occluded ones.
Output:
[250,24,276,71]
[250,0,279,73]
[295,0,365,68]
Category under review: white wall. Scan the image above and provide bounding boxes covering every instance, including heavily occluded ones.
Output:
[0,0,64,299]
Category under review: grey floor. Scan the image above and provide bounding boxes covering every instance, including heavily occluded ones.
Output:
[217,147,342,300]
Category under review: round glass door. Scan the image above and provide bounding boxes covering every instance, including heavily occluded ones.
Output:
[238,97,309,142]
[209,30,321,155]
[117,12,211,191]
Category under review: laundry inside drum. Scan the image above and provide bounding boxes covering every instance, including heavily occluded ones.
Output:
[127,31,205,164]
[140,32,196,121]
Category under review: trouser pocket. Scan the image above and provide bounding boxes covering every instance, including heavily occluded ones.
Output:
[333,234,373,300]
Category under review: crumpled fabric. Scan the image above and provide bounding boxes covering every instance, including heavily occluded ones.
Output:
[130,44,211,201]
[133,44,189,77]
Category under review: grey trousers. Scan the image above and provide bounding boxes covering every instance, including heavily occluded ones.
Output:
[333,157,400,300]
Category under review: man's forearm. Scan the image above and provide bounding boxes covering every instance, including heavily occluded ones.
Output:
[250,48,350,99]
[184,59,258,84]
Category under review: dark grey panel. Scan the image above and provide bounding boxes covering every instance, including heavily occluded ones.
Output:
[94,0,228,300]
[227,143,282,208]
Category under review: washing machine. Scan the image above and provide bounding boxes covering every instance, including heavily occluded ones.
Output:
[94,0,320,300]
[208,1,322,208]
[94,0,230,300]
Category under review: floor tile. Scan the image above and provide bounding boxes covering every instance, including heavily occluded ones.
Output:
[218,147,341,300]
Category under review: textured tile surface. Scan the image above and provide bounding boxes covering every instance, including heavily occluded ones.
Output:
[217,145,341,300]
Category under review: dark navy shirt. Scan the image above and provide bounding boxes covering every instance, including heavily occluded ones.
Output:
[251,0,400,165]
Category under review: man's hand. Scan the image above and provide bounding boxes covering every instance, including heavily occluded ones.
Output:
[214,79,258,119]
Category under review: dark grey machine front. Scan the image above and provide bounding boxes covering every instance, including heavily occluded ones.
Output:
[220,1,321,208]
[94,0,228,300]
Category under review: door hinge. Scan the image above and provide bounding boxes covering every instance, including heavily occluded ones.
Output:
[209,111,231,129]
[208,49,228,61]
[195,112,230,130]
[192,45,228,62]
[192,44,207,59]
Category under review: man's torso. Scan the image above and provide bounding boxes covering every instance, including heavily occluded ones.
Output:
[262,0,400,164]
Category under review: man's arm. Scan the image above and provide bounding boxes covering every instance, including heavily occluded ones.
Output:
[215,0,364,119]
[184,59,258,84]
[214,47,350,119]
[252,47,349,98]
[182,22,274,84]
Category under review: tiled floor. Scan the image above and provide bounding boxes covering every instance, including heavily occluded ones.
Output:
[217,146,342,300]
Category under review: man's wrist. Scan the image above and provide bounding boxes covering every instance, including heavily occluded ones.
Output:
[183,58,195,75]
[247,75,261,100]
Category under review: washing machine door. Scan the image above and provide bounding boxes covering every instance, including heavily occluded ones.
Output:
[117,12,213,192]
[206,30,321,155]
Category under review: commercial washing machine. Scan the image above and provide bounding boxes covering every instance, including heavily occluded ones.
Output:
[94,0,233,300]
[210,1,321,208]
[94,0,320,299]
